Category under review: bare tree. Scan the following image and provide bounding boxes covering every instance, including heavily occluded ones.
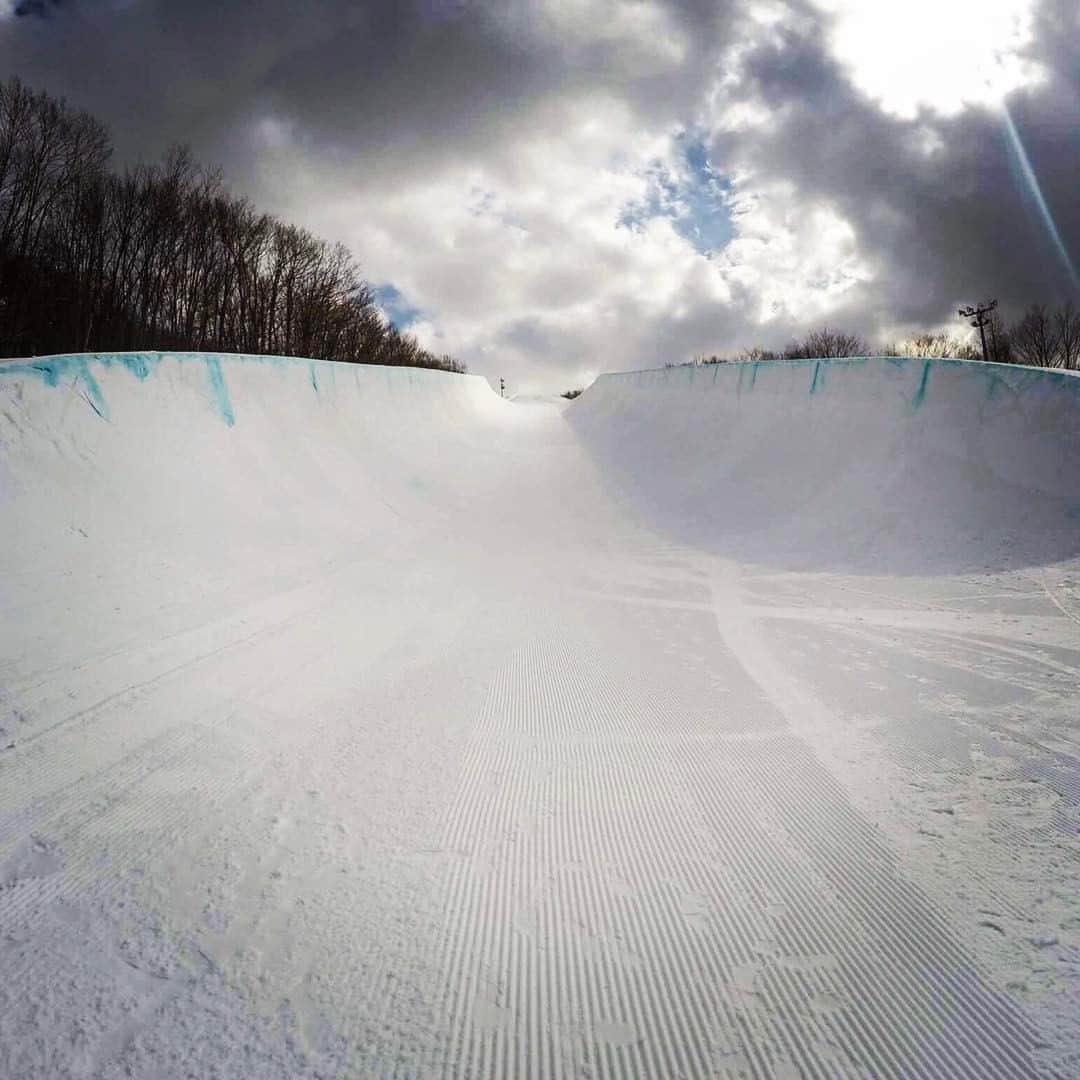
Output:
[783,327,866,359]
[1010,303,1062,367]
[893,332,980,360]
[0,78,463,373]
[1055,301,1080,370]
[984,310,1012,364]
[736,345,780,361]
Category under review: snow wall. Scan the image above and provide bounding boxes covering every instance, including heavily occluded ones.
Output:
[568,356,1080,573]
[3,351,1080,580]
[0,352,530,618]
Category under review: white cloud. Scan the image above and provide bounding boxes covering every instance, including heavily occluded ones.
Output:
[718,179,874,325]
[248,78,745,392]
[242,1,899,391]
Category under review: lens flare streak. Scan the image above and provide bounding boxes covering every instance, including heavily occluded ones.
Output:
[1002,106,1080,292]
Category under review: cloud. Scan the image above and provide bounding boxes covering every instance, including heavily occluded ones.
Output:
[706,1,1079,345]
[2,0,1078,389]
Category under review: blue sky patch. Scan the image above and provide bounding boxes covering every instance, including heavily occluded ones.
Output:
[619,135,734,256]
[375,284,423,330]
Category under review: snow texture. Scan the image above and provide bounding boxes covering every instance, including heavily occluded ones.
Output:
[1,351,1079,1078]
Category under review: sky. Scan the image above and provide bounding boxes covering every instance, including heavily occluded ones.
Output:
[3,0,1079,392]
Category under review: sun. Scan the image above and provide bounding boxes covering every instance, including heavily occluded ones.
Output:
[810,0,1044,119]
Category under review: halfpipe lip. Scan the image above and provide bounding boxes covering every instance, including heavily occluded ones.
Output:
[590,353,1080,383]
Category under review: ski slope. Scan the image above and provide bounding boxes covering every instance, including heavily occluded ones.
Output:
[1,352,1079,1078]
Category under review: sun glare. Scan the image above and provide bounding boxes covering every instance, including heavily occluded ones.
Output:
[812,0,1044,118]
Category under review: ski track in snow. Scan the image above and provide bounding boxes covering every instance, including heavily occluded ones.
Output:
[1,352,1079,1078]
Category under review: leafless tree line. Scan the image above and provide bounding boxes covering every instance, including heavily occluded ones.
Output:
[689,329,876,366]
[1001,303,1080,368]
[693,304,1080,370]
[0,78,463,373]
[690,328,878,366]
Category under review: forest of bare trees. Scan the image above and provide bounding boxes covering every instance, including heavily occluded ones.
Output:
[0,78,463,372]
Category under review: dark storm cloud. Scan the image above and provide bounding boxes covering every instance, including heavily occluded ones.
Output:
[0,1,729,171]
[12,0,67,17]
[4,2,524,165]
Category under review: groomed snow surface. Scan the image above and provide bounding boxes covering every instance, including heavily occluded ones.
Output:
[1,352,1079,1079]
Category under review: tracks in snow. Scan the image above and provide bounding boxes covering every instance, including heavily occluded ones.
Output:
[4,377,1078,1077]
[426,552,1053,1078]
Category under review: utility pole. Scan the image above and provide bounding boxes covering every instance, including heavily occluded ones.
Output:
[958,299,997,362]
[499,377,506,398]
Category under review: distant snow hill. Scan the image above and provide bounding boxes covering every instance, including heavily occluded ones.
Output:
[2,351,1079,1079]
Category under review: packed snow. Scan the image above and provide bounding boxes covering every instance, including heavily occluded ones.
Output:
[1,352,1078,1078]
